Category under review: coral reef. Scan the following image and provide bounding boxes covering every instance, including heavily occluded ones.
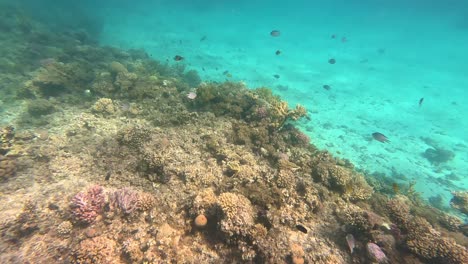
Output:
[450,191,468,215]
[0,6,466,264]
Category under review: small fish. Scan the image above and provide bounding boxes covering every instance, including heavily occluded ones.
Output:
[275,50,281,55]
[328,58,336,64]
[331,34,336,39]
[270,30,281,37]
[341,36,347,43]
[346,234,356,254]
[323,84,331,90]
[200,35,207,41]
[372,132,389,143]
[226,73,232,78]
[392,183,400,194]
[223,70,229,75]
[419,97,424,107]
[273,74,280,79]
[173,55,184,61]
[187,92,197,100]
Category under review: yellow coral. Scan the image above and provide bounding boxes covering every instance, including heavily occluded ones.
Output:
[91,98,115,115]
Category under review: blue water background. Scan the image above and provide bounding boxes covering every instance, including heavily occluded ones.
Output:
[10,0,468,208]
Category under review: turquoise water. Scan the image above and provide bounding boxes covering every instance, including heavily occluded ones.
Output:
[101,1,467,208]
[7,1,468,207]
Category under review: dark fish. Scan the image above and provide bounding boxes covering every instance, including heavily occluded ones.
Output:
[341,36,347,43]
[105,171,111,181]
[275,50,281,55]
[328,58,336,64]
[419,97,424,107]
[323,84,331,90]
[273,74,280,79]
[200,35,207,41]
[392,183,400,194]
[174,55,184,61]
[270,30,281,37]
[296,224,308,233]
[372,132,389,143]
[223,70,229,75]
[331,34,336,39]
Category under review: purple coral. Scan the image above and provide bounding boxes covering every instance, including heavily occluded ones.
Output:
[111,187,140,214]
[71,185,105,224]
[366,243,388,263]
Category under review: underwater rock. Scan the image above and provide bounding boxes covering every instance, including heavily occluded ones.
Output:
[366,242,388,263]
[0,125,15,155]
[0,154,16,181]
[27,98,56,117]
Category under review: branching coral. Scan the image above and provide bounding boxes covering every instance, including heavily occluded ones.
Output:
[217,192,255,237]
[72,236,117,264]
[70,185,106,224]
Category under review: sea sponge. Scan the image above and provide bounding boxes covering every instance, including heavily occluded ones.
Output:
[405,217,468,264]
[217,192,254,237]
[91,98,115,115]
[0,154,16,181]
[72,236,117,264]
[194,214,208,228]
[450,191,468,215]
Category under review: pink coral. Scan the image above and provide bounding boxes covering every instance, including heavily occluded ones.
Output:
[367,243,388,263]
[70,185,105,224]
[111,187,139,214]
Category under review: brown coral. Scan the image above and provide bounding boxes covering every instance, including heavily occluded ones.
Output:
[406,217,468,264]
[72,236,117,264]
